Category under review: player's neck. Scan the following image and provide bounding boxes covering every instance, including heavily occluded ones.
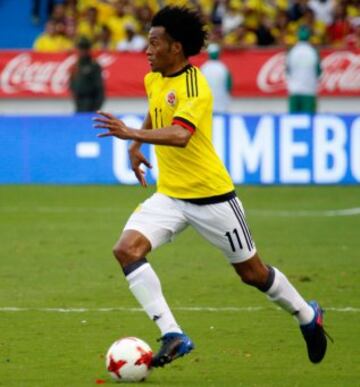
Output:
[162,60,190,77]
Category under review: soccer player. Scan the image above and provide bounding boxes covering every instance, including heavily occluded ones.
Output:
[93,6,328,368]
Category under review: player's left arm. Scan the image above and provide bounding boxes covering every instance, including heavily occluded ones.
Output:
[93,111,192,148]
[128,112,153,187]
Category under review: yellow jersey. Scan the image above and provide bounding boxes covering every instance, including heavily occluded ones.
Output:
[144,65,234,200]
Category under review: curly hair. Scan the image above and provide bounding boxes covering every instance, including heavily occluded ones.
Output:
[151,6,207,58]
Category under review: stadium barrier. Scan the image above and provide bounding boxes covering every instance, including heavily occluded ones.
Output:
[1,113,359,184]
[0,49,359,97]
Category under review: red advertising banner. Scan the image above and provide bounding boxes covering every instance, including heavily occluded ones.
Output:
[0,49,359,98]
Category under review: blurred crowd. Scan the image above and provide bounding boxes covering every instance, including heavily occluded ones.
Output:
[33,0,360,52]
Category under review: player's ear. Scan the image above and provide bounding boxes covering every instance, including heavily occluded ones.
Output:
[172,41,183,56]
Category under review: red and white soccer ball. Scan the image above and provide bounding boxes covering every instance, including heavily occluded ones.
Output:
[106,337,153,382]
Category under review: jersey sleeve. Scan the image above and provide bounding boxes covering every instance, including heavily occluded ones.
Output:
[172,69,212,134]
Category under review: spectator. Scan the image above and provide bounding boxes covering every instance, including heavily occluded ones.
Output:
[210,0,227,26]
[346,0,360,19]
[31,0,59,25]
[51,2,66,24]
[33,19,73,52]
[69,37,105,112]
[51,2,77,28]
[92,0,117,25]
[308,0,336,26]
[208,24,224,45]
[286,26,322,114]
[272,8,297,46]
[223,24,257,49]
[76,6,102,43]
[65,21,77,43]
[135,4,154,34]
[31,0,358,50]
[256,14,276,46]
[327,3,352,46]
[106,0,140,45]
[116,23,147,52]
[94,24,116,50]
[244,0,276,28]
[288,0,310,22]
[61,0,78,39]
[301,7,327,45]
[200,43,233,113]
[55,19,74,47]
[222,3,244,35]
[63,0,78,18]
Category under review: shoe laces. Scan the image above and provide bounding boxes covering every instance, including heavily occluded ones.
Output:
[323,327,334,343]
[319,308,334,343]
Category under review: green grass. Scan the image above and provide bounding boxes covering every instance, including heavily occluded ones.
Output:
[0,185,359,387]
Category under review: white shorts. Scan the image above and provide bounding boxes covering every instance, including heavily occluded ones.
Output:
[123,193,257,264]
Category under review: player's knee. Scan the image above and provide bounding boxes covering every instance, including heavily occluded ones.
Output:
[239,271,263,287]
[112,241,142,268]
[235,266,268,288]
[233,254,269,289]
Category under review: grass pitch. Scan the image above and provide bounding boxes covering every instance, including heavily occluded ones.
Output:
[0,185,359,387]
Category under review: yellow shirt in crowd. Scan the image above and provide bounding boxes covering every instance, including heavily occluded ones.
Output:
[33,34,73,52]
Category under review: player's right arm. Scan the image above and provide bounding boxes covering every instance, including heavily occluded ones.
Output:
[128,111,153,187]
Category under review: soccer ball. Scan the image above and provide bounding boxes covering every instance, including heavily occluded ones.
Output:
[106,337,153,382]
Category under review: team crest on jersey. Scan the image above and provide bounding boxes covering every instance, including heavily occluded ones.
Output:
[166,91,176,106]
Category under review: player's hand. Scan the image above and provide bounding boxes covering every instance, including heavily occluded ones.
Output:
[93,111,132,139]
[128,147,152,188]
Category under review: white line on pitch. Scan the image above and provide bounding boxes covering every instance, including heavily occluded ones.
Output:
[0,306,359,313]
[249,208,360,217]
[1,207,360,217]
[0,207,122,214]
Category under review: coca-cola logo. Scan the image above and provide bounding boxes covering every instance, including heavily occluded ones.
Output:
[320,52,360,92]
[257,51,360,94]
[0,53,115,94]
[257,52,286,93]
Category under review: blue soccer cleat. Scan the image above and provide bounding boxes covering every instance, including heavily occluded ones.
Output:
[151,332,194,368]
[300,301,332,364]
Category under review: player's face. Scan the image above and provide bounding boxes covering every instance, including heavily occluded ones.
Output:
[146,27,176,75]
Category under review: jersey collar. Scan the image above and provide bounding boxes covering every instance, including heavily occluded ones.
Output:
[165,64,192,78]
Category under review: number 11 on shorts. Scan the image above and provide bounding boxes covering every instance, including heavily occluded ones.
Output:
[225,229,243,252]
